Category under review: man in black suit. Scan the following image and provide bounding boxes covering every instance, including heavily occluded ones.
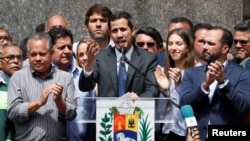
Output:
[78,11,158,98]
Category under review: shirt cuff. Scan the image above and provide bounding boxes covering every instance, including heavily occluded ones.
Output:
[201,84,210,95]
[218,79,229,89]
[83,67,93,77]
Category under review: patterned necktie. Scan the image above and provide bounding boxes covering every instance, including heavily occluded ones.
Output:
[118,61,127,97]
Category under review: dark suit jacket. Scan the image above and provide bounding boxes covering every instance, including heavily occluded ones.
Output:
[79,46,159,97]
[177,61,250,141]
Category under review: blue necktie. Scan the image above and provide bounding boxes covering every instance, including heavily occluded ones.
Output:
[118,61,127,97]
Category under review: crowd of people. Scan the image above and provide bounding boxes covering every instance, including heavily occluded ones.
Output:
[0,3,250,141]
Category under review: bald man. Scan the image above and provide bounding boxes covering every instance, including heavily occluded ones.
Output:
[45,14,69,32]
[23,14,70,68]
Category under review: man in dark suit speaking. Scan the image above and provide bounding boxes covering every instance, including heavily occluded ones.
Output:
[78,11,158,98]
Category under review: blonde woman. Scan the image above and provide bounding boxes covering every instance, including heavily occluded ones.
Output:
[68,38,98,141]
[76,39,98,67]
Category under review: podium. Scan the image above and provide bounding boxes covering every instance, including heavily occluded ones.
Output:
[80,97,174,141]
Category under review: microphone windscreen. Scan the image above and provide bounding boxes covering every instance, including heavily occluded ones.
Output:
[180,105,197,127]
[180,105,194,118]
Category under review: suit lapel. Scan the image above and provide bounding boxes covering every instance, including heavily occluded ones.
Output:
[224,61,233,78]
[107,47,119,94]
[127,47,140,89]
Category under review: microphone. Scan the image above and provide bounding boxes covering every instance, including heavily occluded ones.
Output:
[120,46,126,64]
[180,105,198,135]
[123,57,180,109]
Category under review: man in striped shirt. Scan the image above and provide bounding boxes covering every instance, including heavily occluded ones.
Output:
[7,32,77,141]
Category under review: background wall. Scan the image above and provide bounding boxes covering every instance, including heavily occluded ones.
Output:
[243,0,250,20]
[0,0,244,44]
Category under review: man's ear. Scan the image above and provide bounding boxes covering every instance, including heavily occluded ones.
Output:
[85,24,89,33]
[131,27,136,36]
[222,45,230,54]
[158,43,164,53]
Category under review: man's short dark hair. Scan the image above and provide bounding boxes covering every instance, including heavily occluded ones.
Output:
[169,17,193,30]
[234,20,250,32]
[85,4,112,26]
[35,23,45,33]
[109,11,134,30]
[212,26,233,50]
[192,23,212,39]
[134,27,163,48]
[19,36,29,59]
[48,27,73,46]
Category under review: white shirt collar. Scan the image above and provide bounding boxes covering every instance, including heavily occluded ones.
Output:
[108,38,115,48]
[115,46,133,62]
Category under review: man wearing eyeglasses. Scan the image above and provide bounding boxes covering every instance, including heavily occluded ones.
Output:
[233,20,250,71]
[134,26,165,67]
[0,24,12,52]
[0,43,22,141]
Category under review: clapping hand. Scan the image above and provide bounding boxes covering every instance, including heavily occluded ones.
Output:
[154,66,169,90]
[168,67,182,86]
[52,83,63,102]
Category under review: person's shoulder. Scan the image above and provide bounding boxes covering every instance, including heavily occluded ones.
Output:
[0,71,5,84]
[228,61,250,77]
[228,61,245,70]
[0,70,4,77]
[56,69,72,76]
[97,47,114,58]
[244,59,250,71]
[10,67,29,80]
[186,65,202,72]
[13,67,29,75]
[135,47,156,57]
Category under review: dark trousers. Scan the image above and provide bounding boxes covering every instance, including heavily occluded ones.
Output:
[161,131,186,141]
[86,123,96,141]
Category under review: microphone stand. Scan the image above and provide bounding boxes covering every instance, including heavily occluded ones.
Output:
[124,57,180,109]
[121,46,126,64]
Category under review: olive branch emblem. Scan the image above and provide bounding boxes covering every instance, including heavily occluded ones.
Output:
[98,106,153,141]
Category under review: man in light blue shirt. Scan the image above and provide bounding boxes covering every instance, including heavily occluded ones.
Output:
[48,27,96,141]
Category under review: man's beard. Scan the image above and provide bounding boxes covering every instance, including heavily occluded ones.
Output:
[201,51,221,63]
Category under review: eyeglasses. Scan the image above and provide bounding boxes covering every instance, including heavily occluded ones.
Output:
[233,39,249,45]
[0,36,11,42]
[0,55,22,62]
[136,42,156,48]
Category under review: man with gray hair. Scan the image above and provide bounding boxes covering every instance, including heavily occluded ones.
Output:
[0,23,12,50]
[0,43,23,141]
